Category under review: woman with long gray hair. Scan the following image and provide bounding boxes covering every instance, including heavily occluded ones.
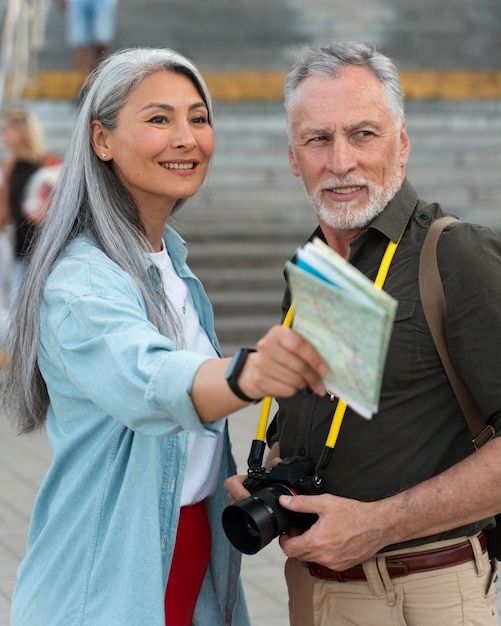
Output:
[3,47,327,625]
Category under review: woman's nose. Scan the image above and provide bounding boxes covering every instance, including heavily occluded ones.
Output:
[171,122,197,149]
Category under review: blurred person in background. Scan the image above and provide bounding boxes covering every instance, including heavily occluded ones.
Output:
[0,109,45,304]
[59,0,118,89]
[3,47,328,626]
[0,216,11,357]
[21,156,63,225]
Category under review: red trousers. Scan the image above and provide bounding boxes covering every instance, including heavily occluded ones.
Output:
[164,500,211,626]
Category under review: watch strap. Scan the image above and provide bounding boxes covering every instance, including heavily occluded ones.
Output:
[225,348,261,403]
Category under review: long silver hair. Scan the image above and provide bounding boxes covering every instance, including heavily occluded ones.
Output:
[284,41,405,138]
[2,47,214,434]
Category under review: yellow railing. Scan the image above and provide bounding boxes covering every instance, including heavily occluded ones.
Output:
[20,68,501,102]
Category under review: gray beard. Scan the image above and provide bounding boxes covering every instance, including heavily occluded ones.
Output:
[310,165,403,231]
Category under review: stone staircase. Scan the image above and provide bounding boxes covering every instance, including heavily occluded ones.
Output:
[175,100,501,355]
[7,98,501,357]
[174,103,317,354]
[17,0,501,76]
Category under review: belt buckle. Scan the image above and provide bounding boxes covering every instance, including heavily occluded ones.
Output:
[386,560,409,577]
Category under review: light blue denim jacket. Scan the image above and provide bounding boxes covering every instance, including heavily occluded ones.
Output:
[11,227,250,626]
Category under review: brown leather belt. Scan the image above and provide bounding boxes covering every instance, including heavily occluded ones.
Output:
[308,533,487,582]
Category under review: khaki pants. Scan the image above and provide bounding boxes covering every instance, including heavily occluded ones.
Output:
[286,535,499,626]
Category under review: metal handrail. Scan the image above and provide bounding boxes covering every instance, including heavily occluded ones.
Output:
[0,0,23,108]
[0,0,50,109]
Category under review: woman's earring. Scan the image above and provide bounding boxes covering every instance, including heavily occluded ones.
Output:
[101,152,107,159]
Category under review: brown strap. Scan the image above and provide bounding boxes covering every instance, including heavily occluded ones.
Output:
[418,216,494,449]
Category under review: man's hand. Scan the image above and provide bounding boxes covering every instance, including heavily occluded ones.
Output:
[265,441,281,468]
[278,493,387,571]
[224,474,250,505]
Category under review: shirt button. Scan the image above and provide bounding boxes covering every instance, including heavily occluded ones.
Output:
[162,537,167,547]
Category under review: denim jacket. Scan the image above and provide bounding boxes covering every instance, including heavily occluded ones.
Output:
[11,227,250,626]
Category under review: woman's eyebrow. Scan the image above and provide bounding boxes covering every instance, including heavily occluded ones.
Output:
[139,101,207,113]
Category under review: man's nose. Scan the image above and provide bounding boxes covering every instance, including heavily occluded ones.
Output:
[326,139,357,176]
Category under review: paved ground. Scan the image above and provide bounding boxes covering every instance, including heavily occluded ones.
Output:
[2,402,501,626]
[0,402,290,626]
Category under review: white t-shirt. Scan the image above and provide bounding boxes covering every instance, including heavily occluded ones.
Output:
[149,245,223,506]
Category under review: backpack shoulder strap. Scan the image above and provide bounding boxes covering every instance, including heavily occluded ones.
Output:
[418,216,494,449]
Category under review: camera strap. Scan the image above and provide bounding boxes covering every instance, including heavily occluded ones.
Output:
[248,234,402,486]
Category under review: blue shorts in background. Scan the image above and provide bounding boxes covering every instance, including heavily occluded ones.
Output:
[66,0,117,48]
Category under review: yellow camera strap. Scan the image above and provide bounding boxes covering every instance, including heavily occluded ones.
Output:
[250,235,402,482]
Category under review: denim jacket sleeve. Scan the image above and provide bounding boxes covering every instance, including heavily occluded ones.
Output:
[39,237,223,438]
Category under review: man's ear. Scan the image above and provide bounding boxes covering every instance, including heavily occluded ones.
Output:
[399,120,411,168]
[90,120,112,160]
[288,145,301,177]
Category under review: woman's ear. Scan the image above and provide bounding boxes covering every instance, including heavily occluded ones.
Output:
[90,120,112,161]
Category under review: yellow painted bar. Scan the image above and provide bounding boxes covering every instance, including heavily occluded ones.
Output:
[22,71,82,99]
[21,69,501,101]
[401,70,501,100]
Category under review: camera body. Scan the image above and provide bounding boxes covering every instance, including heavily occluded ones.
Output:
[222,456,320,554]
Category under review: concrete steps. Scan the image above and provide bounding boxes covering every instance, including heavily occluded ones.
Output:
[176,100,501,353]
[181,228,311,355]
[10,0,501,76]
[7,99,501,356]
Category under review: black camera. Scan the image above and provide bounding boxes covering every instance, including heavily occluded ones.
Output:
[222,456,320,555]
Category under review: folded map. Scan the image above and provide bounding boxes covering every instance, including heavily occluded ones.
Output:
[286,237,397,418]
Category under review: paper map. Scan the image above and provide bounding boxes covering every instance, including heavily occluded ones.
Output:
[286,238,397,418]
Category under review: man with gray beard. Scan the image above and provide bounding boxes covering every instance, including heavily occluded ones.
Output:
[225,42,501,625]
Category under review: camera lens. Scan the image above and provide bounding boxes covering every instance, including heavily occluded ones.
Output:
[222,484,293,554]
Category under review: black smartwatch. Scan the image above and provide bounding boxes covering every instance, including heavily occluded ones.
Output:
[225,348,261,403]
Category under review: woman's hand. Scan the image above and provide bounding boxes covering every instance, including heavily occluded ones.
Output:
[191,326,328,422]
[238,325,328,401]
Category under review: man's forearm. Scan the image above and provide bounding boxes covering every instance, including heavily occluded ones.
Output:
[277,436,501,571]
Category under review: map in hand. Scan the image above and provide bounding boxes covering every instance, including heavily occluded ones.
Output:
[286,237,397,419]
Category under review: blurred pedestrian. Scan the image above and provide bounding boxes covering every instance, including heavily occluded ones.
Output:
[21,155,63,226]
[59,0,118,88]
[0,109,46,303]
[0,214,12,354]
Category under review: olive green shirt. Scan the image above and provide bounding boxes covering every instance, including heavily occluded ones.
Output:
[270,179,501,549]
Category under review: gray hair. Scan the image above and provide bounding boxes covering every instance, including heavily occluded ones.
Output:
[284,41,405,137]
[2,47,214,433]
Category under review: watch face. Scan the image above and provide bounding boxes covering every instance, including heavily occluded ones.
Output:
[227,349,248,379]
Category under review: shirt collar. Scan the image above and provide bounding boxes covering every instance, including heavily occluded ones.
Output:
[367,179,418,243]
[162,225,188,267]
[144,226,187,292]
